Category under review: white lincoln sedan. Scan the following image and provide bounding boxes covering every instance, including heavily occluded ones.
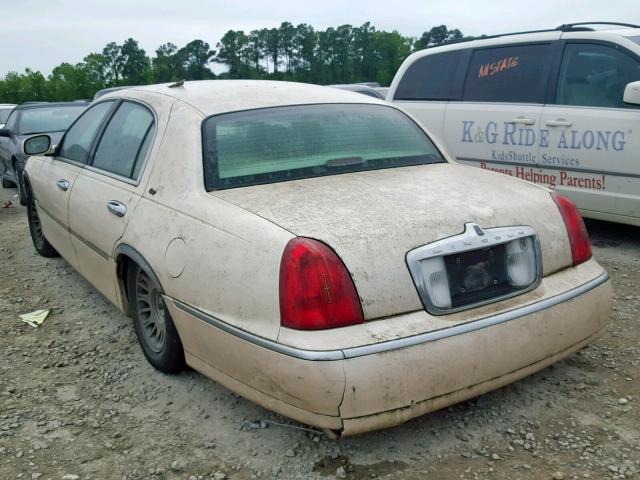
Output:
[21,80,611,436]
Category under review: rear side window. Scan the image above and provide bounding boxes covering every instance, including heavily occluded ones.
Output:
[92,102,155,179]
[59,102,114,164]
[556,43,640,108]
[394,51,464,100]
[202,104,444,190]
[463,44,551,103]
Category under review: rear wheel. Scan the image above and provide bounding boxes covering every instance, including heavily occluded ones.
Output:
[127,264,185,373]
[26,188,59,258]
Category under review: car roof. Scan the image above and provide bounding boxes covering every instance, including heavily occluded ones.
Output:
[0,104,17,108]
[103,80,385,117]
[15,101,89,111]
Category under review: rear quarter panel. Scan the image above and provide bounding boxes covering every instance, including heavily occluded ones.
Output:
[118,100,293,340]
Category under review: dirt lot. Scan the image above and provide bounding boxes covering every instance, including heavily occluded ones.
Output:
[0,186,638,480]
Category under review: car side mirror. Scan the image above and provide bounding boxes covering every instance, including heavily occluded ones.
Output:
[0,128,12,138]
[623,80,640,105]
[23,134,53,156]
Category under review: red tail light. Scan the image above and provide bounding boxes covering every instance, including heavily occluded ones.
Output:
[279,237,364,330]
[551,192,592,266]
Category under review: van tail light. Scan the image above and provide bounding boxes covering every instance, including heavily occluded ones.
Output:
[551,192,592,266]
[279,237,364,330]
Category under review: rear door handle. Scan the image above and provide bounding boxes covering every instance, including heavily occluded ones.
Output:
[56,179,70,191]
[107,200,127,217]
[511,117,536,125]
[545,119,574,127]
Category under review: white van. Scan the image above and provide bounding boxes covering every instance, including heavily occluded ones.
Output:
[388,22,640,226]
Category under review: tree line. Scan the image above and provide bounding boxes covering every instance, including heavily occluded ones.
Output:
[0,23,463,103]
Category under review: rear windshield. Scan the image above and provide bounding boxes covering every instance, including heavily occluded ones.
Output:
[0,107,13,124]
[202,103,444,190]
[18,105,87,135]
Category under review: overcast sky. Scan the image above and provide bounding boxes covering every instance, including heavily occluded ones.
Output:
[2,0,639,76]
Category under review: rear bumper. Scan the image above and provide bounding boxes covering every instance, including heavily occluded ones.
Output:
[167,263,611,435]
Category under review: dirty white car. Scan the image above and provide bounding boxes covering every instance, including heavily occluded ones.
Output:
[22,80,611,436]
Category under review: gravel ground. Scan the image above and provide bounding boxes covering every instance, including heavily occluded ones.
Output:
[0,186,638,480]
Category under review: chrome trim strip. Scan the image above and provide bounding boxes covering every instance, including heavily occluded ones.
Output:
[37,203,110,260]
[344,271,608,359]
[172,300,346,361]
[172,271,608,361]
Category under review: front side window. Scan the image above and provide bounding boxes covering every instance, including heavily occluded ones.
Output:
[394,50,464,101]
[92,102,155,179]
[17,105,87,135]
[58,102,114,164]
[556,43,640,108]
[463,44,551,103]
[202,104,444,190]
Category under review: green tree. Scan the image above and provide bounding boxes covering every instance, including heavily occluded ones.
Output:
[119,38,151,85]
[0,21,466,103]
[153,43,181,82]
[102,42,122,83]
[178,40,216,80]
[414,25,463,50]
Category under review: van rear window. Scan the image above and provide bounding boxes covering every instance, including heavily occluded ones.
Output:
[202,104,445,190]
[463,44,551,103]
[394,51,464,101]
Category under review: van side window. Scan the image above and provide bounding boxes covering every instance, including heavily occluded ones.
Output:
[91,102,155,180]
[556,43,640,109]
[463,44,551,103]
[393,51,463,101]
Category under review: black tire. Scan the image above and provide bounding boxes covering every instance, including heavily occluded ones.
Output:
[1,177,16,188]
[127,264,185,373]
[17,172,27,206]
[26,188,59,258]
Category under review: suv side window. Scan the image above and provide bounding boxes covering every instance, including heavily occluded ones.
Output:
[91,101,155,180]
[59,102,114,164]
[463,44,551,103]
[394,50,464,100]
[556,43,640,108]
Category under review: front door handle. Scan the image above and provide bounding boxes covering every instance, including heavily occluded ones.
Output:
[545,119,574,127]
[511,117,536,125]
[107,200,127,217]
[56,179,70,191]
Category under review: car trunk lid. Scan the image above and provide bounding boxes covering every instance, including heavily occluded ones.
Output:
[210,164,572,320]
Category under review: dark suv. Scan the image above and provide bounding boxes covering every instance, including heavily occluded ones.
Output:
[0,101,88,204]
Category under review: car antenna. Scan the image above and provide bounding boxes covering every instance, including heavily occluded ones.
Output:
[168,80,185,88]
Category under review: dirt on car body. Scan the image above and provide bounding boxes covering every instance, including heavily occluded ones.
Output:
[1,188,638,480]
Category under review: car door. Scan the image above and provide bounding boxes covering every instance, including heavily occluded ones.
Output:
[540,40,640,222]
[30,101,115,268]
[444,40,559,179]
[68,100,156,304]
